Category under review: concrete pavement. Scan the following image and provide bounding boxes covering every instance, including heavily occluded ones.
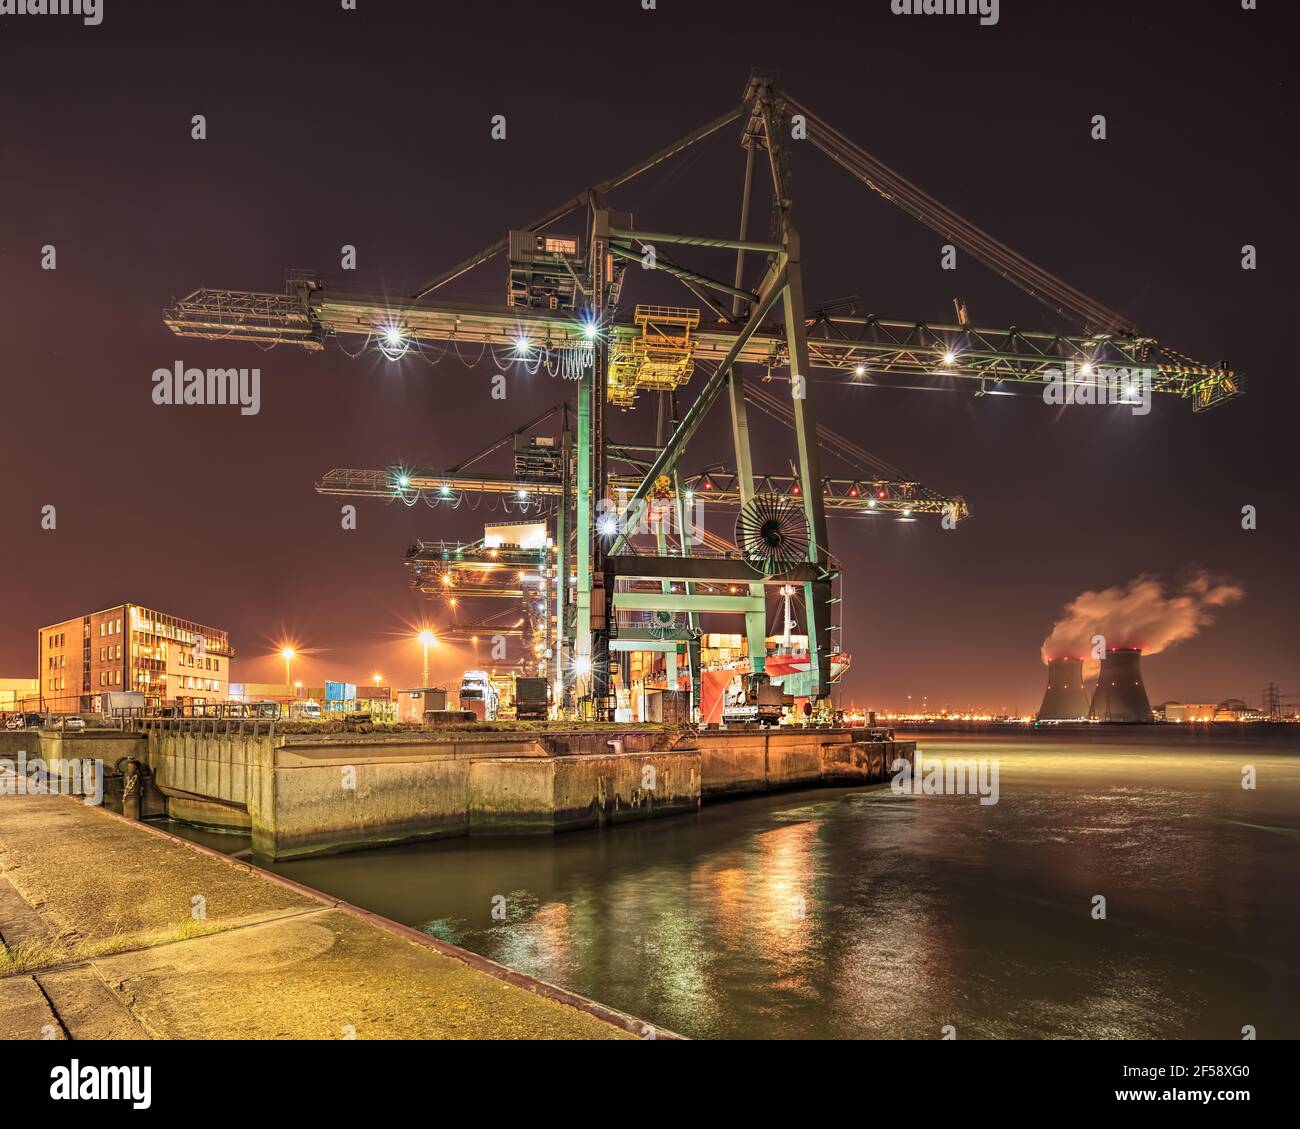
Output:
[0,790,650,1040]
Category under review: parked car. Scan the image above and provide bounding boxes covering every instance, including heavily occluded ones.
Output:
[57,715,86,732]
[3,715,21,730]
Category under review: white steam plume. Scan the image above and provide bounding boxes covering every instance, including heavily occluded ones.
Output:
[1041,570,1244,675]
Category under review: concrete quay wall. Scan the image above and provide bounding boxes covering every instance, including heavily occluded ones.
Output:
[695,727,908,796]
[4,724,914,860]
[468,750,701,835]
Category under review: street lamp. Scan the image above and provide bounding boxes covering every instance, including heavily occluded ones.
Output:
[280,646,296,687]
[372,673,382,686]
[418,630,437,687]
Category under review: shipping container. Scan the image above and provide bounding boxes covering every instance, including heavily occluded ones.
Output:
[514,676,549,720]
[396,687,448,723]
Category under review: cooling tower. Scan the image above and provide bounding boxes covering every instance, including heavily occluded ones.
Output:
[1037,657,1090,720]
[1089,648,1153,723]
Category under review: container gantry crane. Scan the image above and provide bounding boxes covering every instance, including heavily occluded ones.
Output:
[165,71,1242,718]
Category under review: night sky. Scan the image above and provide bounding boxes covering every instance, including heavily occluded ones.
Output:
[2,0,1295,712]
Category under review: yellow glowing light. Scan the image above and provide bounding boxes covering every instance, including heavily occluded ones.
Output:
[280,647,296,660]
[418,630,437,647]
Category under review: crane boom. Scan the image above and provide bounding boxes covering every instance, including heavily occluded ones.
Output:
[166,283,1241,410]
[315,468,967,520]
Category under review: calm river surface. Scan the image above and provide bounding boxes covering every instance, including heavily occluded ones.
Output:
[171,727,1300,1039]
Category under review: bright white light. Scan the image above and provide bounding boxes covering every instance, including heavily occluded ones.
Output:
[1081,362,1095,377]
[517,488,528,501]
[581,317,600,340]
[942,351,956,366]
[397,474,411,488]
[902,508,913,517]
[867,498,878,509]
[514,336,532,354]
[439,485,451,497]
[573,655,592,677]
[854,364,866,377]
[378,325,409,361]
[597,513,619,537]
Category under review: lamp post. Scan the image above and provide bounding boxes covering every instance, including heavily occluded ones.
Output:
[280,647,296,687]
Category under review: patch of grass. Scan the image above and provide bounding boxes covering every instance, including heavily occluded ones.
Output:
[0,917,227,976]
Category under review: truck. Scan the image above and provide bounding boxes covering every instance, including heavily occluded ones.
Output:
[722,673,785,727]
[458,671,499,721]
[514,676,549,721]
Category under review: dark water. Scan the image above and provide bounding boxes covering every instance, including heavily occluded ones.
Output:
[169,727,1300,1039]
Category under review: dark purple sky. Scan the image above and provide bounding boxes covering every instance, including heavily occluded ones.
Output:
[2,0,1296,712]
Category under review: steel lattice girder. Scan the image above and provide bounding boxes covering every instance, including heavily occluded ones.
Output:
[164,287,1240,408]
[314,468,966,519]
[612,591,765,615]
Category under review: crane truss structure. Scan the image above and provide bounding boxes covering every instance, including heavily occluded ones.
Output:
[315,467,966,521]
[403,539,553,673]
[166,286,1240,410]
[165,71,1242,715]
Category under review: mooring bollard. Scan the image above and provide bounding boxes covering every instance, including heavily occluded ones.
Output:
[121,757,141,820]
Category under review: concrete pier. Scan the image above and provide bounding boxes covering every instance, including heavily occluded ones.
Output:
[0,787,656,1040]
[1,723,913,860]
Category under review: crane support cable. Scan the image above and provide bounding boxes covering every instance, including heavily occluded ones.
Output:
[448,402,565,474]
[412,104,745,299]
[743,380,908,481]
[786,97,1138,338]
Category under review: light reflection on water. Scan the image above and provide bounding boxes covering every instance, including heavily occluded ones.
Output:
[177,728,1300,1039]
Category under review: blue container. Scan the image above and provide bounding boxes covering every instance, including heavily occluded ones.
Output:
[325,681,356,702]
